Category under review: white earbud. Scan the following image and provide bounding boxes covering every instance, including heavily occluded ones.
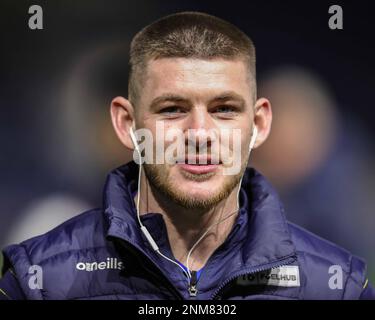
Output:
[129,126,140,153]
[249,125,258,151]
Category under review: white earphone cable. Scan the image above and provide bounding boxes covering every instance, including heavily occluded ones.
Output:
[135,160,189,276]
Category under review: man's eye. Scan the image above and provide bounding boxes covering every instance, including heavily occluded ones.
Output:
[214,106,237,114]
[159,106,185,114]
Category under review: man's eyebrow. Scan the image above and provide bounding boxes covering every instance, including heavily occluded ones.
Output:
[149,94,189,110]
[210,91,246,105]
[149,91,246,110]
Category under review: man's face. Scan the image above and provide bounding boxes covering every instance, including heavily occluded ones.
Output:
[135,58,255,209]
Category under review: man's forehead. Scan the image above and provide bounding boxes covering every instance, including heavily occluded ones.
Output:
[141,57,253,104]
[146,57,248,78]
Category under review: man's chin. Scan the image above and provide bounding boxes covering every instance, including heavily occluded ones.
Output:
[164,189,226,210]
[143,163,243,210]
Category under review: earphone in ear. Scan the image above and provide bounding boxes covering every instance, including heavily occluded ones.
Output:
[249,125,258,151]
[129,125,140,153]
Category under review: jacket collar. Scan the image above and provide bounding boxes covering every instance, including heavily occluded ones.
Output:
[103,161,296,270]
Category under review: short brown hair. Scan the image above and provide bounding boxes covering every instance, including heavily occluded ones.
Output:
[128,11,257,105]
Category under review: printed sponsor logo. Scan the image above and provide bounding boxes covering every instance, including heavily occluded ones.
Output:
[237,266,300,287]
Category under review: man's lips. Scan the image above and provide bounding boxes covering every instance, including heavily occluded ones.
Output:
[177,163,220,174]
[174,156,222,174]
[176,156,221,165]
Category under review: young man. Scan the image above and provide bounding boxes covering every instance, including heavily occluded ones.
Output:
[0,12,374,300]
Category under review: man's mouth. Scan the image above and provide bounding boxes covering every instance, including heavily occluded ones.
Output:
[176,157,221,174]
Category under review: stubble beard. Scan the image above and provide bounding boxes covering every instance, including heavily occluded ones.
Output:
[142,161,247,210]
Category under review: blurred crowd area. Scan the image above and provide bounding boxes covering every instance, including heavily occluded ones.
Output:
[0,1,374,282]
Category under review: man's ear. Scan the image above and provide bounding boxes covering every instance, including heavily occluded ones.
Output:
[110,96,135,150]
[253,97,272,149]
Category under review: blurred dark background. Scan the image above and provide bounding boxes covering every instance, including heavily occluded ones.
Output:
[0,1,374,282]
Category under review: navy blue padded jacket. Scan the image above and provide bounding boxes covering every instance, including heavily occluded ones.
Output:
[0,162,374,300]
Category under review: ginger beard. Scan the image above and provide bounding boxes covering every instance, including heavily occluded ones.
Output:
[143,143,249,210]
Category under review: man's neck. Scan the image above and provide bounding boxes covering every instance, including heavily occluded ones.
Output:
[135,173,240,271]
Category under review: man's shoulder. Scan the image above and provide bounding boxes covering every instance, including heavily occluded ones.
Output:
[1,208,126,299]
[3,208,107,266]
[288,222,357,264]
[287,221,368,298]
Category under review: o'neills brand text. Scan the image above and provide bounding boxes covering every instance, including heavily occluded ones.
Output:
[76,257,124,271]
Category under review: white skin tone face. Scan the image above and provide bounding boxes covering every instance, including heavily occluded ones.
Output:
[111,57,272,270]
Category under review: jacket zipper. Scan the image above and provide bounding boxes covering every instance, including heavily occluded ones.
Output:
[188,271,198,297]
[210,254,297,300]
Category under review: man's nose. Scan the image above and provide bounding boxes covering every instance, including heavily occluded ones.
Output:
[185,108,217,148]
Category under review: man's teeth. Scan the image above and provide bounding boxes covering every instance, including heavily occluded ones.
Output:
[175,159,221,164]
